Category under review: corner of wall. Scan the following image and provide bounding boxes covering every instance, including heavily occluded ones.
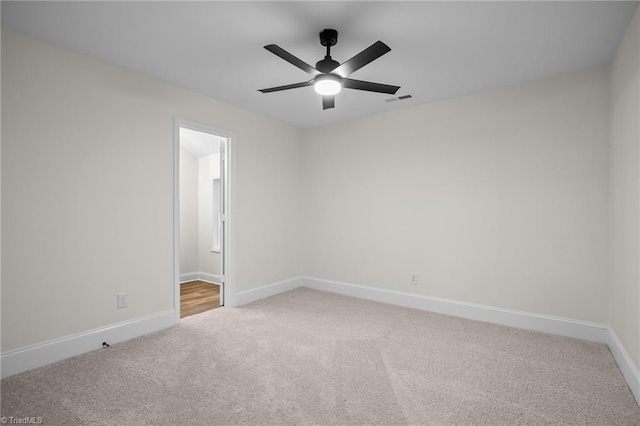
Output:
[608,1,640,384]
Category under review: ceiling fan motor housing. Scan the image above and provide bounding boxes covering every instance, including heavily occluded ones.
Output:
[319,29,338,47]
[316,58,340,73]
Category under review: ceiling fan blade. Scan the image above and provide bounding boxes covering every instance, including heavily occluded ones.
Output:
[333,41,391,77]
[264,44,320,76]
[342,78,400,94]
[322,96,335,110]
[258,80,314,93]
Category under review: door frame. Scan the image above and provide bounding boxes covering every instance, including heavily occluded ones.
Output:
[173,117,236,323]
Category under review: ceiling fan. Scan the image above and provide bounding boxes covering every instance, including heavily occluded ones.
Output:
[258,29,400,110]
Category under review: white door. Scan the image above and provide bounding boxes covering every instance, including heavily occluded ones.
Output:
[218,138,226,306]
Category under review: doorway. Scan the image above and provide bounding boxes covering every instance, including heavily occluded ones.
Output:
[173,118,233,321]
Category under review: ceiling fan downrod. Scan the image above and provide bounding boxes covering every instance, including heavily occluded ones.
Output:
[316,29,340,74]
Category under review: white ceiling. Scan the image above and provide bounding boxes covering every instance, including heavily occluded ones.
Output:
[179,127,222,158]
[2,1,637,129]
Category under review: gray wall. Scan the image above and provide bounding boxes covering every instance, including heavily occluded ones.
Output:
[609,7,640,369]
[1,29,303,351]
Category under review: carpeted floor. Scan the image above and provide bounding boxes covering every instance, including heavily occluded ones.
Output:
[2,288,639,425]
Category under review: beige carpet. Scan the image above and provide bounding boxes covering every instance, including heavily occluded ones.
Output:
[2,288,639,425]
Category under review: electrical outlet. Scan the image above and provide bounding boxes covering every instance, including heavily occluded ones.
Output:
[117,293,128,309]
[410,275,418,285]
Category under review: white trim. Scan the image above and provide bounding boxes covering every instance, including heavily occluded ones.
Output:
[608,328,640,404]
[4,275,638,405]
[214,274,640,404]
[0,310,176,379]
[300,278,640,401]
[235,277,304,306]
[179,271,221,284]
[301,277,609,344]
[222,130,235,306]
[173,119,181,323]
[174,117,236,316]
[179,272,200,283]
[211,176,221,253]
[198,272,221,284]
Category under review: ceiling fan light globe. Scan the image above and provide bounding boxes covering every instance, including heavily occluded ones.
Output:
[314,76,342,96]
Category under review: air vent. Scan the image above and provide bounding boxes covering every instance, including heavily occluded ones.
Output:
[385,94,413,103]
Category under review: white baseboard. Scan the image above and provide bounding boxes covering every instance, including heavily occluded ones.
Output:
[608,328,640,403]
[235,276,303,306]
[0,309,176,379]
[198,272,221,284]
[179,272,199,283]
[301,277,640,403]
[180,271,221,284]
[301,277,609,344]
[4,274,638,407]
